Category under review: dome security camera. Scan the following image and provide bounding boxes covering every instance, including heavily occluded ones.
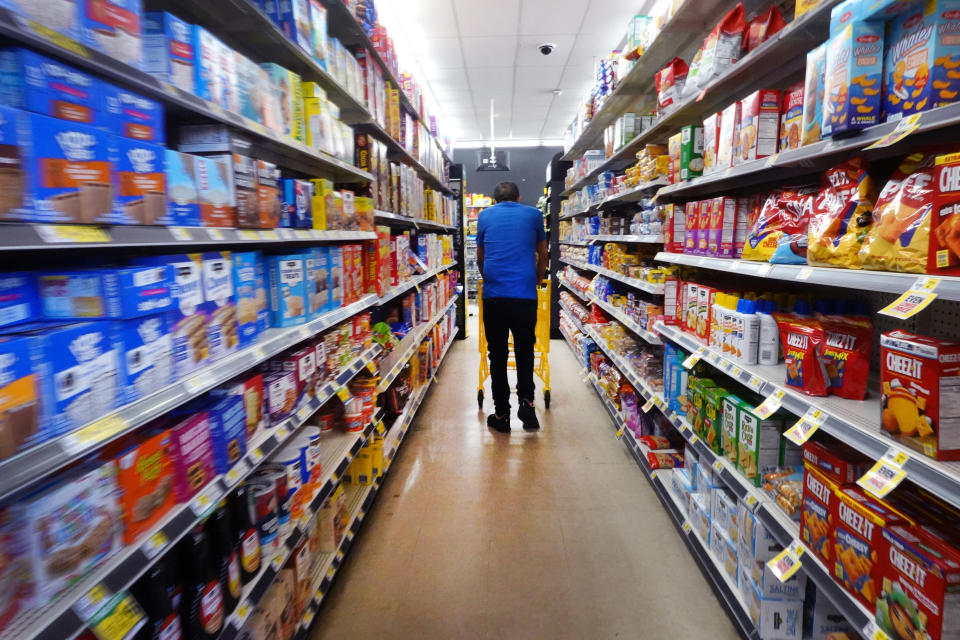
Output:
[538,42,556,55]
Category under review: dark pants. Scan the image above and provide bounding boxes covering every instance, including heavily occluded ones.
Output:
[483,297,537,415]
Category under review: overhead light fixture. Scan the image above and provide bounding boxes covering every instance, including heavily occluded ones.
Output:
[476,98,511,172]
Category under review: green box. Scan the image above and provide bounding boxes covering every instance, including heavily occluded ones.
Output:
[680,125,704,180]
[721,394,748,465]
[687,377,715,439]
[703,387,730,454]
[736,402,782,486]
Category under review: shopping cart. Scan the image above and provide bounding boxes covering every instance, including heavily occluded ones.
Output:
[476,278,551,409]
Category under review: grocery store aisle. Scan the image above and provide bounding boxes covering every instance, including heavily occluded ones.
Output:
[312,311,739,640]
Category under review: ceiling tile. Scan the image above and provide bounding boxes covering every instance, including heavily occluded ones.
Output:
[516,35,576,67]
[384,0,458,37]
[410,38,464,68]
[518,0,588,35]
[579,0,644,36]
[560,63,594,89]
[514,66,563,93]
[461,36,518,68]
[454,0,520,37]
[424,66,468,84]
[467,67,515,97]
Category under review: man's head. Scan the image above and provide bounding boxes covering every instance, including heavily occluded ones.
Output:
[493,181,520,203]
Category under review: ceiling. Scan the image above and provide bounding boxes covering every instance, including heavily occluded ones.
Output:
[376,0,654,144]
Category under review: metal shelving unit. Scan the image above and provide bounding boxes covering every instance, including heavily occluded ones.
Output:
[559,257,665,295]
[373,211,457,232]
[588,234,664,244]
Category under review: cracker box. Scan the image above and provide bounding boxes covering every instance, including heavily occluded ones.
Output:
[109,136,169,225]
[801,464,841,567]
[15,111,114,224]
[708,196,740,257]
[282,179,313,229]
[802,439,869,483]
[716,101,741,170]
[260,64,301,140]
[116,313,173,404]
[742,581,803,640]
[0,334,42,459]
[102,84,163,144]
[737,403,782,486]
[880,329,960,460]
[834,487,912,608]
[108,428,176,543]
[877,524,960,640]
[801,42,827,146]
[884,1,960,122]
[143,12,195,94]
[165,149,200,226]
[199,251,238,361]
[265,370,297,424]
[780,82,804,151]
[39,265,174,320]
[207,394,247,473]
[256,160,281,228]
[930,151,960,276]
[739,89,781,162]
[680,125,704,180]
[0,272,39,329]
[308,0,328,67]
[193,27,226,108]
[232,251,261,347]
[668,132,682,184]
[684,201,701,254]
[211,371,265,443]
[168,412,216,501]
[195,154,236,227]
[81,0,144,69]
[0,48,100,125]
[805,585,855,638]
[739,500,782,564]
[309,246,330,317]
[267,254,308,327]
[743,553,808,600]
[3,461,121,608]
[702,112,721,175]
[721,394,748,465]
[822,21,884,136]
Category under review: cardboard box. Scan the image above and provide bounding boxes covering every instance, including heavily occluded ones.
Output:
[2,0,81,40]
[267,254,308,326]
[199,252,238,361]
[116,313,173,404]
[721,394,746,465]
[667,132,681,184]
[930,151,960,276]
[165,149,200,226]
[109,136,169,225]
[236,53,266,124]
[308,0,328,67]
[822,21,884,136]
[193,26,226,108]
[38,265,174,320]
[282,179,312,228]
[702,112,721,175]
[309,246,330,316]
[742,580,803,640]
[278,0,311,54]
[196,154,236,227]
[739,504,781,564]
[716,101,741,170]
[0,48,100,125]
[780,83,804,151]
[212,371,265,443]
[253,253,270,334]
[880,329,960,460]
[232,251,262,347]
[801,42,827,146]
[265,369,297,424]
[0,273,39,330]
[801,464,841,568]
[207,394,247,473]
[81,0,144,69]
[0,333,42,459]
[679,125,704,180]
[260,64,301,140]
[168,412,216,501]
[805,584,855,638]
[684,201,701,254]
[801,439,868,484]
[102,84,164,143]
[708,196,740,257]
[256,160,281,228]
[739,89,781,162]
[143,12,195,94]
[737,403,782,486]
[109,427,176,543]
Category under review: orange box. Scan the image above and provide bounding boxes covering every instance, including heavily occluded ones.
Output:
[110,428,177,544]
[800,464,841,569]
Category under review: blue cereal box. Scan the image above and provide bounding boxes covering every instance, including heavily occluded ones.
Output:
[165,149,200,226]
[207,395,247,473]
[102,84,164,143]
[81,0,144,70]
[38,265,174,320]
[231,251,261,347]
[282,179,313,228]
[884,0,960,122]
[116,313,173,403]
[267,254,307,327]
[193,26,225,108]
[110,136,170,225]
[0,48,101,126]
[143,12,195,94]
[278,0,312,54]
[309,246,330,317]
[822,21,885,136]
[253,253,270,333]
[0,333,44,457]
[329,246,343,310]
[15,111,114,224]
[200,252,238,361]
[0,272,39,329]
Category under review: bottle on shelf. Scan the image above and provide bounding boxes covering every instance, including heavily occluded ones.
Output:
[132,564,183,640]
[757,299,780,366]
[212,501,241,615]
[180,525,225,640]
[232,485,262,583]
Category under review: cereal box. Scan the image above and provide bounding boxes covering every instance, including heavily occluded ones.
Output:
[833,486,911,609]
[108,428,176,543]
[0,273,38,330]
[116,313,173,404]
[802,42,827,145]
[737,403,782,486]
[884,0,960,122]
[0,48,101,125]
[877,524,960,640]
[680,125,704,180]
[739,89,781,162]
[102,84,164,143]
[801,464,841,568]
[143,12,195,94]
[881,329,960,460]
[232,251,261,347]
[193,26,225,108]
[278,0,312,54]
[1,0,81,40]
[211,371,265,443]
[716,101,741,170]
[38,265,174,320]
[265,369,297,424]
[822,21,884,136]
[780,82,804,151]
[308,0,328,67]
[165,149,200,226]
[267,254,308,327]
[109,137,169,225]
[702,112,721,174]
[81,0,144,70]
[0,334,42,459]
[168,412,216,501]
[196,154,236,227]
[207,394,247,473]
[200,252,238,361]
[708,196,740,257]
[256,160,281,228]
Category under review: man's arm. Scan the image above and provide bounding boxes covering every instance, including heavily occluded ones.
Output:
[536,239,548,286]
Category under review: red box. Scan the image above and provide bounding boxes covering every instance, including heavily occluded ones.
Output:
[684,201,701,254]
[877,525,960,640]
[801,464,841,568]
[663,203,685,252]
[695,284,717,343]
[738,89,781,163]
[931,152,960,277]
[801,440,869,484]
[780,82,804,152]
[880,330,960,460]
[833,487,911,609]
[683,282,699,334]
[271,348,317,405]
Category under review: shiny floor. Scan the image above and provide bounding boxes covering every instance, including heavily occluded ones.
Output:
[311,311,740,639]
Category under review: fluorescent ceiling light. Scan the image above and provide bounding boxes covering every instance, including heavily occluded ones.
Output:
[457,139,564,149]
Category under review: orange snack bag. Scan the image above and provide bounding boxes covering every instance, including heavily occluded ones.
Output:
[808,157,875,268]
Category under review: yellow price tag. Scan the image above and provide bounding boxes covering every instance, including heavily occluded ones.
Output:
[238,229,258,240]
[866,112,922,149]
[858,459,908,499]
[234,601,252,625]
[142,530,169,560]
[713,459,724,473]
[682,352,701,370]
[170,227,192,241]
[26,20,90,57]
[889,450,909,467]
[260,229,279,241]
[327,567,336,578]
[337,387,351,402]
[744,494,758,509]
[75,584,111,621]
[682,521,692,533]
[70,413,129,448]
[766,542,805,582]
[616,429,623,440]
[206,228,225,240]
[796,267,814,280]
[184,373,210,394]
[784,407,827,446]
[752,390,784,419]
[880,288,938,319]
[250,447,264,463]
[36,224,110,244]
[366,362,378,374]
[747,376,764,391]
[641,398,655,413]
[90,593,144,640]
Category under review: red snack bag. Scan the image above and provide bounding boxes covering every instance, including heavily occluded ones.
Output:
[820,317,873,400]
[741,190,784,261]
[771,187,817,264]
[776,316,829,396]
[746,5,786,52]
[808,157,876,268]
[655,57,688,115]
[647,451,683,469]
[638,435,672,450]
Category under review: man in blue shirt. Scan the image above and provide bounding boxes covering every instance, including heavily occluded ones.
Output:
[477,181,548,433]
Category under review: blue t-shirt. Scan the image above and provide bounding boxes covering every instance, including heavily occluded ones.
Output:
[477,201,545,299]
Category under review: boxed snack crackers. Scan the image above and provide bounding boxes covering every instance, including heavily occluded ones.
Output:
[144,12,196,94]
[168,412,216,501]
[930,151,960,275]
[680,125,704,180]
[716,101,741,170]
[884,0,960,122]
[739,89,780,162]
[0,334,42,460]
[702,112,721,174]
[880,329,960,460]
[780,83,804,151]
[109,428,176,543]
[802,42,827,145]
[267,254,308,326]
[801,464,841,567]
[737,403,782,486]
[822,21,884,136]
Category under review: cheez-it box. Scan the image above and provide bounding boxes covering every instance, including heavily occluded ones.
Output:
[930,151,960,276]
[800,464,840,568]
[881,329,960,460]
[801,439,868,484]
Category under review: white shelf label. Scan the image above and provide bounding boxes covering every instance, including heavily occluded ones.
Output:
[796,267,814,280]
[234,600,253,627]
[753,390,785,419]
[206,228,225,241]
[142,530,169,560]
[767,541,805,582]
[783,407,827,446]
[74,583,112,622]
[858,450,909,498]
[170,227,192,241]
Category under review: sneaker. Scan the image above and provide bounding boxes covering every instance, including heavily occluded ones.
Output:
[487,412,511,433]
[518,399,540,431]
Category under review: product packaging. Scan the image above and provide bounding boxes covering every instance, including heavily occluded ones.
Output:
[716,101,741,170]
[737,402,782,486]
[108,428,176,543]
[0,334,42,459]
[278,0,311,54]
[0,48,101,126]
[822,21,884,136]
[143,12,195,94]
[683,3,746,99]
[168,412,217,501]
[801,464,841,568]
[38,265,173,320]
[655,57,688,115]
[745,5,786,53]
[102,84,164,144]
[116,312,174,403]
[82,0,144,69]
[801,42,827,146]
[256,160,281,228]
[108,137,169,225]
[702,112,721,174]
[165,149,200,226]
[232,251,262,347]
[196,155,236,227]
[194,26,226,108]
[739,89,781,163]
[779,82,804,151]
[808,157,875,268]
[679,125,704,180]
[267,254,308,327]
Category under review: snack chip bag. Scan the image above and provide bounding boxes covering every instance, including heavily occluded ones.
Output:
[746,5,786,52]
[859,152,936,272]
[647,451,683,469]
[776,315,830,396]
[808,157,876,268]
[771,187,816,264]
[683,4,746,98]
[741,190,783,261]
[655,57,689,115]
[820,316,873,400]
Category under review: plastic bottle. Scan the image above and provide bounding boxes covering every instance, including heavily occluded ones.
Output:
[758,299,780,366]
[133,564,183,640]
[182,525,224,640]
[231,485,261,584]
[740,299,760,365]
[723,294,739,358]
[711,293,727,352]
[212,502,240,615]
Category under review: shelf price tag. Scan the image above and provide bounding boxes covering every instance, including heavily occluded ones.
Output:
[796,267,814,280]
[866,112,922,149]
[206,228,225,241]
[89,591,146,640]
[858,452,908,498]
[863,621,892,640]
[239,229,259,240]
[712,459,724,473]
[366,361,378,374]
[743,494,758,510]
[682,349,704,370]
[747,375,764,392]
[757,264,773,277]
[36,224,110,244]
[682,520,692,533]
[616,428,623,440]
[225,460,249,487]
[68,413,129,451]
[234,600,253,627]
[297,405,312,422]
[783,407,827,446]
[249,447,264,463]
[23,18,90,57]
[336,387,351,402]
[879,277,941,319]
[641,397,655,413]
[767,541,805,583]
[753,389,785,419]
[184,373,211,394]
[276,424,290,440]
[74,584,112,622]
[259,229,279,241]
[170,227,192,241]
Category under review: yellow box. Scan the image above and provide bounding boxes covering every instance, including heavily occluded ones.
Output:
[303,97,322,151]
[355,196,374,232]
[348,444,374,485]
[311,178,334,230]
[291,76,305,144]
[301,81,326,99]
[388,87,401,139]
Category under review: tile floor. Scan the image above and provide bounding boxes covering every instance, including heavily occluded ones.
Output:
[311,314,741,639]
